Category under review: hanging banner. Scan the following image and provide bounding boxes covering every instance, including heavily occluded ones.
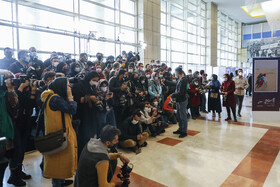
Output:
[253,58,280,111]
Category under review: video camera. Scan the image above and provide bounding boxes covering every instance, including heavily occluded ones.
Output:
[117,163,134,187]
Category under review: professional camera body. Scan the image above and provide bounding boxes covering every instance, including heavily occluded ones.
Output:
[117,163,133,187]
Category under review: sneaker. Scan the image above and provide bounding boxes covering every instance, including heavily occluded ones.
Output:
[173,130,181,134]
[132,147,142,154]
[61,180,73,186]
[179,133,188,138]
[20,170,32,180]
[141,142,148,147]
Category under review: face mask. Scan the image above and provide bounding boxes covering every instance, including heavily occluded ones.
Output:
[53,62,59,67]
[188,73,192,76]
[128,69,133,73]
[139,67,143,71]
[141,80,145,84]
[154,77,159,81]
[239,72,243,76]
[224,78,228,82]
[97,56,102,61]
[101,87,108,92]
[96,68,102,73]
[131,119,138,125]
[74,67,81,73]
[144,107,149,112]
[159,74,163,78]
[148,108,151,113]
[175,75,178,79]
[146,74,151,79]
[5,52,13,59]
[24,56,30,63]
[30,52,37,58]
[153,101,158,107]
[90,80,98,87]
[195,83,199,86]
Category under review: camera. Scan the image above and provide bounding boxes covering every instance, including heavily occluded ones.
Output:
[117,163,133,187]
[95,96,104,111]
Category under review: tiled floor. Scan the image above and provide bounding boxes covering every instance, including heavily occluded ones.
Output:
[3,95,280,187]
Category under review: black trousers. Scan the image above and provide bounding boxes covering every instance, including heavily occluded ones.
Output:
[190,106,200,118]
[235,95,244,114]
[165,111,177,124]
[226,107,237,120]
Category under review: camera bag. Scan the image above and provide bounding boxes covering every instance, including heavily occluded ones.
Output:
[34,94,68,155]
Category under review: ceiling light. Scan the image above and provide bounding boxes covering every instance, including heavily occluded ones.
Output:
[240,3,265,18]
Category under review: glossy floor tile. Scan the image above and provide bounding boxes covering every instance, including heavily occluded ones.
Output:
[2,96,280,187]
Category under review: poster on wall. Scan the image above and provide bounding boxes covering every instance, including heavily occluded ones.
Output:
[247,37,280,63]
[254,59,278,92]
[252,58,280,111]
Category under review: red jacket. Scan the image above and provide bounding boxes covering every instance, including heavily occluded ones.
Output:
[220,74,236,107]
[189,83,200,107]
[163,95,173,112]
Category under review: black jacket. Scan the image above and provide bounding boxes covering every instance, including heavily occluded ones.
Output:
[171,76,188,102]
[108,76,124,105]
[119,117,142,141]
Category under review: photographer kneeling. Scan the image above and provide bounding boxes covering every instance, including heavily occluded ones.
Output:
[74,125,130,187]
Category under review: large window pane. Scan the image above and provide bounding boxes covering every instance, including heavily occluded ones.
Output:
[120,0,135,14]
[89,40,115,56]
[121,13,135,28]
[171,5,183,19]
[18,5,74,31]
[171,17,183,29]
[171,52,184,62]
[171,29,185,40]
[0,1,12,21]
[120,29,136,43]
[0,26,14,48]
[27,0,73,12]
[79,19,115,39]
[171,40,184,52]
[19,29,74,53]
[80,1,114,22]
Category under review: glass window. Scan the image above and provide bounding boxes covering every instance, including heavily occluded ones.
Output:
[161,37,167,49]
[161,0,167,12]
[120,29,136,43]
[171,29,185,40]
[188,23,197,34]
[0,26,14,49]
[120,0,135,14]
[79,19,115,39]
[173,0,184,6]
[188,3,197,12]
[18,5,74,31]
[120,13,135,28]
[171,52,184,62]
[171,5,184,19]
[171,17,184,30]
[171,40,184,52]
[27,0,73,12]
[161,25,167,36]
[0,1,12,21]
[19,28,74,53]
[89,40,115,56]
[189,0,197,5]
[80,1,114,22]
[161,50,167,61]
[187,12,197,24]
[161,13,167,24]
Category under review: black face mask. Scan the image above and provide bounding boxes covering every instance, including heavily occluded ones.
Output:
[97,56,102,61]
[5,52,13,59]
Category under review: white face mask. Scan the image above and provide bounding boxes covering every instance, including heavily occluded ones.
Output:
[75,67,81,72]
[239,72,243,76]
[144,107,149,112]
[194,83,199,86]
[139,67,143,71]
[131,119,138,125]
[53,62,59,67]
[101,87,108,92]
[154,77,159,81]
[146,74,151,79]
[153,101,158,107]
[159,74,163,78]
[128,69,133,73]
[96,68,102,73]
[141,80,145,84]
[89,80,98,87]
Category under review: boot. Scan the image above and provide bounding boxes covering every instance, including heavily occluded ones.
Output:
[225,107,231,121]
[232,107,238,122]
[7,166,26,186]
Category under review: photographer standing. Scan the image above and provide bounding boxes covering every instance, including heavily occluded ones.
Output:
[9,50,30,74]
[72,71,101,157]
[0,70,19,186]
[171,67,188,138]
[74,125,130,187]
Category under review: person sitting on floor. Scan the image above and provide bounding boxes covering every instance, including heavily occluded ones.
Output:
[119,109,149,154]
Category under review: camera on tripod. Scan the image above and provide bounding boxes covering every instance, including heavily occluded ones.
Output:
[117,163,133,187]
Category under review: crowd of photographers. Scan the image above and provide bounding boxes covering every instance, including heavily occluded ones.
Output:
[0,46,249,187]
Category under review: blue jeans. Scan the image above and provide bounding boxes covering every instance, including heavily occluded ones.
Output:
[176,100,188,133]
[97,107,117,138]
[200,93,206,111]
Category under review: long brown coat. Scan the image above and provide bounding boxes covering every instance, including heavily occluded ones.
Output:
[41,90,77,179]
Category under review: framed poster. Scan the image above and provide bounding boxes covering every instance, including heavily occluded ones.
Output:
[253,58,280,111]
[254,59,278,92]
